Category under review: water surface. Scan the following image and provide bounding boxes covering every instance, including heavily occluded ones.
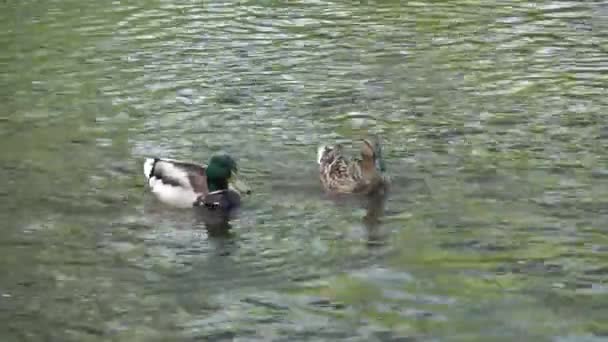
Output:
[1,0,607,341]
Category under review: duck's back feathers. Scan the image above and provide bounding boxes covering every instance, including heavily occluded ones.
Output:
[143,158,157,182]
[324,154,362,193]
[144,158,207,191]
[143,158,209,208]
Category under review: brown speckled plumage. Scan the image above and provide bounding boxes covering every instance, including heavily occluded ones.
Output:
[318,139,388,196]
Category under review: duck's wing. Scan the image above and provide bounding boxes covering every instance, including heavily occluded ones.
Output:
[327,156,354,180]
[321,156,362,193]
[317,144,344,165]
[144,158,208,193]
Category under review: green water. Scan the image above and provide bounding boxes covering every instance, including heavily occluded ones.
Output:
[1,0,607,341]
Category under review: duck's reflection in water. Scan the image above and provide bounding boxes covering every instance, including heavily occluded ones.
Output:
[362,183,389,247]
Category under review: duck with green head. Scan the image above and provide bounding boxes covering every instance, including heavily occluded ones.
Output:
[143,153,250,215]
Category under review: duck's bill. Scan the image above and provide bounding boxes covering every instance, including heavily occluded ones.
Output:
[229,174,251,195]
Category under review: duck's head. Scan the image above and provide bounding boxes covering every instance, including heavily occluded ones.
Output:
[360,139,375,159]
[206,154,251,194]
[362,137,386,172]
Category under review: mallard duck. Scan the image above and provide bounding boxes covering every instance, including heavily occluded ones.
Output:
[142,154,250,214]
[317,138,388,196]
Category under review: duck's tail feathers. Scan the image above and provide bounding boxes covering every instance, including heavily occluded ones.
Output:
[143,158,159,181]
[317,145,328,164]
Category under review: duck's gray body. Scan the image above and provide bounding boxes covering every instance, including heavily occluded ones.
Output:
[143,158,209,208]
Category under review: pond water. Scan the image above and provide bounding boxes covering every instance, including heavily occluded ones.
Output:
[1,0,607,341]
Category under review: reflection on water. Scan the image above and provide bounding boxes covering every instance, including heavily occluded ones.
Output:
[1,0,607,340]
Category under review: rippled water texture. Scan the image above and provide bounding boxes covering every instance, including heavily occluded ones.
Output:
[1,1,607,341]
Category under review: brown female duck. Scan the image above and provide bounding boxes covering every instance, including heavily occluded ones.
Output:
[317,138,388,196]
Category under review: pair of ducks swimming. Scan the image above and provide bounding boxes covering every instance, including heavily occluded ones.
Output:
[143,138,389,221]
